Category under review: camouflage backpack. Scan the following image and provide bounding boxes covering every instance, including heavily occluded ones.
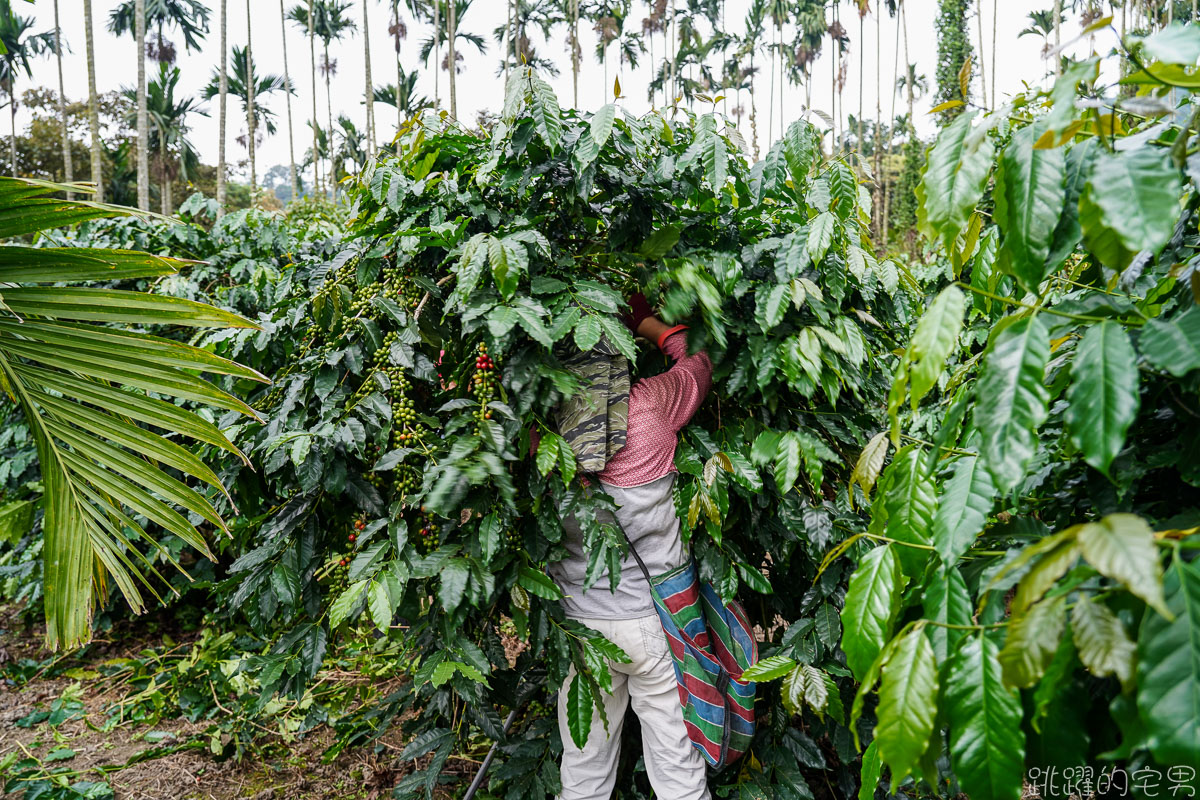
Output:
[555,334,629,472]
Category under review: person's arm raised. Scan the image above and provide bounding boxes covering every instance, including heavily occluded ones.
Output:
[634,315,674,345]
[632,313,712,431]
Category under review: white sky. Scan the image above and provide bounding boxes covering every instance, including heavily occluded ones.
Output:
[19,0,1106,182]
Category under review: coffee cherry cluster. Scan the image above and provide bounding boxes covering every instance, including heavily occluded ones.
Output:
[365,439,387,493]
[474,346,496,373]
[393,465,422,497]
[345,331,431,503]
[472,343,497,432]
[351,279,384,316]
[325,552,350,590]
[390,371,418,444]
[414,512,441,555]
[505,526,522,552]
[383,354,428,501]
[381,258,423,310]
[322,516,369,588]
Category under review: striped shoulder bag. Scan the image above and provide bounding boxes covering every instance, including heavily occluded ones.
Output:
[621,529,759,770]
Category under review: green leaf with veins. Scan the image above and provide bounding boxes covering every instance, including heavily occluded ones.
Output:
[975,315,1050,494]
[919,111,996,250]
[1066,322,1139,476]
[875,627,939,789]
[1137,555,1200,765]
[994,125,1065,290]
[841,545,905,681]
[998,595,1067,689]
[1084,147,1182,257]
[1077,514,1169,618]
[907,286,966,408]
[945,634,1025,800]
[1139,306,1200,377]
[932,454,996,565]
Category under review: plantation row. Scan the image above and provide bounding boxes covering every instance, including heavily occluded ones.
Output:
[3,20,1200,800]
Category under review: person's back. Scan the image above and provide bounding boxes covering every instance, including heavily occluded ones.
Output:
[550,303,713,800]
[550,322,711,620]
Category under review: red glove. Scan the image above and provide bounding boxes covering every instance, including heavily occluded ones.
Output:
[621,292,654,335]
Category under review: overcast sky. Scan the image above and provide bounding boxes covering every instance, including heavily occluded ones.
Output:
[19,0,1103,184]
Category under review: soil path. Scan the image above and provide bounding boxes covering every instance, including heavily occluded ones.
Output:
[0,607,422,800]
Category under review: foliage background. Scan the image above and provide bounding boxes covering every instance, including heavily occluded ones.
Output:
[4,11,1200,800]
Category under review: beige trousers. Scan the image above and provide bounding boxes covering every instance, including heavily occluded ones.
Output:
[557,614,710,800]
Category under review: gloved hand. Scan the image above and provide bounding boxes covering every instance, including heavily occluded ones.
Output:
[621,292,654,335]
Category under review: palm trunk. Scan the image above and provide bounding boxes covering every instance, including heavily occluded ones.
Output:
[669,0,678,103]
[903,2,913,127]
[884,1,905,243]
[394,2,403,133]
[830,23,836,151]
[53,0,73,197]
[1054,0,1062,76]
[750,49,758,159]
[836,2,844,151]
[217,0,228,216]
[281,0,298,201]
[991,0,996,107]
[324,41,334,193]
[648,24,655,106]
[84,0,104,200]
[975,0,987,109]
[9,97,16,178]
[576,0,585,107]
[722,0,728,116]
[767,23,775,140]
[874,3,882,243]
[159,130,170,215]
[503,0,512,85]
[433,0,440,108]
[448,0,458,119]
[247,0,257,194]
[603,46,608,97]
[778,22,784,139]
[857,8,863,156]
[308,0,321,197]
[136,0,150,211]
[363,0,375,158]
[884,2,901,243]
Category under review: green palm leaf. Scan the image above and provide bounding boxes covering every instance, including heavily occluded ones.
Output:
[0,177,263,649]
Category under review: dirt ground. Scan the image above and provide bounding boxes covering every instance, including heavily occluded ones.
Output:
[0,606,458,800]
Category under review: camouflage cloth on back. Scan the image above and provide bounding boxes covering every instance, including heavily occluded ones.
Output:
[556,334,629,473]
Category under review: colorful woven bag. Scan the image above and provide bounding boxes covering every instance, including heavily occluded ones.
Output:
[624,538,759,770]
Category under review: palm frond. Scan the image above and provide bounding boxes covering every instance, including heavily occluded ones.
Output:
[0,178,263,650]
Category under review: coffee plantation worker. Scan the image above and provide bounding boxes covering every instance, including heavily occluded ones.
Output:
[549,292,713,800]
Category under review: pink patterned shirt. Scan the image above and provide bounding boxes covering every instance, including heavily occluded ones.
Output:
[596,328,713,487]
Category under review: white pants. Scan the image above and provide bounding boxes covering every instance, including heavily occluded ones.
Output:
[557,614,710,800]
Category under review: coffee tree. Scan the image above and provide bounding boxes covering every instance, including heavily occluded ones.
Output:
[5,23,1200,800]
[753,18,1200,800]
[218,68,912,797]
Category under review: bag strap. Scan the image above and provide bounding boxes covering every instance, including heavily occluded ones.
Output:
[586,477,658,590]
[617,515,656,586]
[588,480,700,645]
